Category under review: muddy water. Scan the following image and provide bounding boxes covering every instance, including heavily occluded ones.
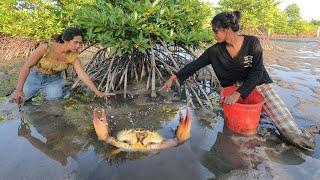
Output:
[0,39,320,180]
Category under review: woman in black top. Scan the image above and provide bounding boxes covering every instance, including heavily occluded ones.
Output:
[162,11,315,150]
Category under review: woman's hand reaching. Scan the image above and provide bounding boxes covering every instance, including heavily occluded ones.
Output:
[160,74,177,92]
[222,91,241,105]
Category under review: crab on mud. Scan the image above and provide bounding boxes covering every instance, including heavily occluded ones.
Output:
[92,108,191,155]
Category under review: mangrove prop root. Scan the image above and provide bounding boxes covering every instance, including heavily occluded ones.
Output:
[71,44,220,108]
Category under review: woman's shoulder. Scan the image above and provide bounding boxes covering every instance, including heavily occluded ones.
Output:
[32,42,50,57]
[37,42,50,51]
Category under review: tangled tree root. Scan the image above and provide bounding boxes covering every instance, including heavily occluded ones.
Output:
[72,42,221,109]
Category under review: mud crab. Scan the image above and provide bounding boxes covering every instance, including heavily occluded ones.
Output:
[92,108,191,154]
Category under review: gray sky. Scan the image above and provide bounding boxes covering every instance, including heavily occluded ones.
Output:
[205,0,320,20]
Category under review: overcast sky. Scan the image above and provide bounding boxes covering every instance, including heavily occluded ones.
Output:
[205,0,320,20]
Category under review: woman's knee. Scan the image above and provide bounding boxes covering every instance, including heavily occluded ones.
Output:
[44,76,64,100]
[45,88,64,100]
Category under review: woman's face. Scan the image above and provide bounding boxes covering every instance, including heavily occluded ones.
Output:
[212,26,227,43]
[65,35,83,52]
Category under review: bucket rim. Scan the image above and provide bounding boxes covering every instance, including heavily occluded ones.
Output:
[223,100,265,108]
[220,86,265,108]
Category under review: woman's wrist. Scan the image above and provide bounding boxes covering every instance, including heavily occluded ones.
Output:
[14,88,23,93]
[89,85,100,94]
[93,89,100,95]
[15,84,23,92]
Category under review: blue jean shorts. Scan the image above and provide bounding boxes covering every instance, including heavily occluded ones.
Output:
[23,68,69,101]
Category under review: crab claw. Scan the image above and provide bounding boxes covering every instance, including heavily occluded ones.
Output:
[92,108,110,141]
[176,109,191,143]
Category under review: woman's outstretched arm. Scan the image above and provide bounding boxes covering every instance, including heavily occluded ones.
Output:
[73,58,115,97]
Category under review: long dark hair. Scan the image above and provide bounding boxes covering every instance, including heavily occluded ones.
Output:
[55,27,84,43]
[211,11,241,32]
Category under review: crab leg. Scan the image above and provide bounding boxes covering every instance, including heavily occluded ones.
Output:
[176,109,191,143]
[92,108,110,141]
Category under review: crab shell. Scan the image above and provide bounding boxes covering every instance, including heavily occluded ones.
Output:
[116,129,165,146]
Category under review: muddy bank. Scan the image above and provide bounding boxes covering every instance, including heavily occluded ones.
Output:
[264,39,320,123]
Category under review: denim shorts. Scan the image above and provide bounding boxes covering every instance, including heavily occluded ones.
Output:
[23,68,69,101]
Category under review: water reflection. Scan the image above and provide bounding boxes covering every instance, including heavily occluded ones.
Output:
[18,102,82,166]
[199,119,309,178]
[200,128,264,176]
